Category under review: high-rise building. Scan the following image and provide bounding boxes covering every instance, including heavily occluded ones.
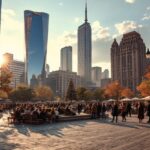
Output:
[0,0,2,31]
[91,67,102,87]
[3,53,25,88]
[78,2,92,85]
[111,31,146,92]
[46,70,81,98]
[102,69,109,79]
[24,10,49,86]
[60,46,72,72]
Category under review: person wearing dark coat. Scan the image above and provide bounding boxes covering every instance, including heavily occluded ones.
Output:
[126,102,132,117]
[97,103,102,118]
[147,101,150,123]
[111,102,119,123]
[138,102,145,123]
[102,103,107,119]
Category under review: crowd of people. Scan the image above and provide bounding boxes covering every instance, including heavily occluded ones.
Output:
[0,100,150,124]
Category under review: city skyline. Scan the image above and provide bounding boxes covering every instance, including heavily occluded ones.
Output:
[0,0,150,74]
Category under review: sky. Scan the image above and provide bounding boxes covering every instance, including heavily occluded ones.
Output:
[0,0,150,74]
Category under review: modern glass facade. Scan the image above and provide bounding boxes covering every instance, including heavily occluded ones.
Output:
[24,10,49,85]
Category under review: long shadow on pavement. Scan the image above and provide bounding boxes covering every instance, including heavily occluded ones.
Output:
[0,129,20,150]
[13,120,88,138]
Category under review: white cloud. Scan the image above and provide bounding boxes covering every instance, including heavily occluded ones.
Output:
[125,0,136,4]
[142,15,150,20]
[115,20,142,34]
[0,9,24,61]
[142,7,150,20]
[58,2,63,6]
[147,6,150,10]
[92,21,110,41]
[74,17,81,24]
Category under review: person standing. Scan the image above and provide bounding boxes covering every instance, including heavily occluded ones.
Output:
[147,101,150,123]
[111,102,119,123]
[138,102,145,123]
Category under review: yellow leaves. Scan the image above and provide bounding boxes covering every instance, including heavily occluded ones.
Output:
[35,86,53,100]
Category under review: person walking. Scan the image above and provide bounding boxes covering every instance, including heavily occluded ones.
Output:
[111,102,119,123]
[147,101,150,123]
[138,102,145,123]
[121,103,127,122]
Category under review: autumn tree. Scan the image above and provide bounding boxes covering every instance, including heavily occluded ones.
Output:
[105,81,123,101]
[9,84,35,101]
[35,85,53,101]
[137,66,150,97]
[93,88,105,101]
[137,80,150,97]
[76,87,87,100]
[84,90,93,101]
[144,65,150,79]
[0,90,8,99]
[0,66,13,94]
[121,88,134,98]
[65,79,77,101]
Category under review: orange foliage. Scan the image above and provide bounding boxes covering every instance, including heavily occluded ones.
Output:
[121,88,134,98]
[137,80,150,97]
[144,65,150,79]
[105,81,123,100]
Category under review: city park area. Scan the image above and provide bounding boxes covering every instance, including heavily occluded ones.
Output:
[0,65,150,150]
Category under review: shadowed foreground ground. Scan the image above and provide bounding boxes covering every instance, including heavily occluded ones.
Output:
[0,113,150,150]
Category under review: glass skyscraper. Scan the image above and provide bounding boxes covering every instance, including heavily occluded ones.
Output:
[24,10,49,85]
[78,3,92,85]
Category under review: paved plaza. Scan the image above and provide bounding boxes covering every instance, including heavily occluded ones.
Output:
[0,113,150,150]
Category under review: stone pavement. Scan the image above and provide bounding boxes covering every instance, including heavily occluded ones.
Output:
[0,113,150,150]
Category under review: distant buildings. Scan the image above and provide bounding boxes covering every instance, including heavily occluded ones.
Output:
[102,69,109,79]
[3,53,25,88]
[78,3,92,86]
[46,70,81,98]
[60,46,72,72]
[111,31,146,92]
[24,10,49,86]
[91,67,102,87]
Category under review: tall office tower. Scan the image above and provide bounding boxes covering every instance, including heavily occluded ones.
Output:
[0,0,2,31]
[111,31,146,92]
[78,2,92,85]
[91,67,102,87]
[60,46,72,72]
[24,10,49,86]
[3,53,25,88]
[102,69,109,79]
